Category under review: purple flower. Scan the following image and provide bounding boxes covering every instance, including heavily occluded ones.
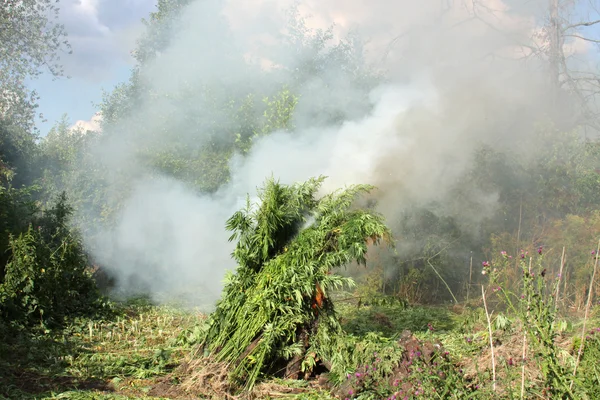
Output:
[538,246,543,255]
[482,261,490,267]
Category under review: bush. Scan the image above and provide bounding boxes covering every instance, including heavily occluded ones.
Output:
[0,193,106,328]
[0,182,38,279]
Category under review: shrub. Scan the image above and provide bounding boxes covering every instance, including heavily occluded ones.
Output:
[0,193,106,328]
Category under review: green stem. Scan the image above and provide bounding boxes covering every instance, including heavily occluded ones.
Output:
[427,259,458,304]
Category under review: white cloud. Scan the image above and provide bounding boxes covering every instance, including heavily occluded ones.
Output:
[56,0,155,80]
[71,112,102,132]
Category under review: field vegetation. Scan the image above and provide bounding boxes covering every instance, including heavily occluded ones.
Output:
[2,0,600,399]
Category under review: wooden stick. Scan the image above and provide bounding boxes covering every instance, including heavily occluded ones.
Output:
[482,285,496,392]
[555,246,565,309]
[466,254,473,304]
[521,257,532,399]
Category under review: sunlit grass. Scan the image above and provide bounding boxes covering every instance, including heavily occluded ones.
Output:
[0,302,203,400]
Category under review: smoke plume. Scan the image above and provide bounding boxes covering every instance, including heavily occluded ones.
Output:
[84,0,583,307]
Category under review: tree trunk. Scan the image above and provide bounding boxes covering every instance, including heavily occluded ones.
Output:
[548,0,562,97]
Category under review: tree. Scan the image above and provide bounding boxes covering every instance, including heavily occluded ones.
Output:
[0,120,39,187]
[0,192,105,328]
[0,0,71,130]
[550,1,600,132]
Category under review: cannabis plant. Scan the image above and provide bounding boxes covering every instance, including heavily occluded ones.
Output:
[201,176,392,390]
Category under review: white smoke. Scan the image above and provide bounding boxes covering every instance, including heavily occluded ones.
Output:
[83,0,583,307]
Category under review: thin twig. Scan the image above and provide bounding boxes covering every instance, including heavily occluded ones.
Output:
[521,257,532,400]
[563,19,600,30]
[555,247,565,309]
[571,239,600,389]
[428,259,459,304]
[563,34,600,44]
[482,285,496,392]
[466,254,473,304]
[563,254,569,309]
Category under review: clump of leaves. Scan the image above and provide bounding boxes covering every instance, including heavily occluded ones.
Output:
[0,193,107,328]
[576,328,600,398]
[341,304,454,337]
[328,331,472,400]
[200,176,393,391]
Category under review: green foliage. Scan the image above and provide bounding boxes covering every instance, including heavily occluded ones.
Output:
[0,0,71,130]
[0,304,197,399]
[385,124,600,306]
[321,329,474,400]
[0,181,38,277]
[0,119,40,186]
[388,207,475,304]
[578,329,600,398]
[340,304,453,337]
[134,0,195,66]
[486,252,582,398]
[0,193,105,328]
[235,88,299,154]
[201,176,392,391]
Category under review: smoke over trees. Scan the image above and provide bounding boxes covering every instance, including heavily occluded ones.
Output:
[1,0,597,306]
[2,0,600,398]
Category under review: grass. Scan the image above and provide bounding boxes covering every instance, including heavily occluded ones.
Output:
[0,299,203,400]
[1,294,599,399]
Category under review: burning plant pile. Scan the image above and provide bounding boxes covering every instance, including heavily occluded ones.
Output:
[196,176,393,392]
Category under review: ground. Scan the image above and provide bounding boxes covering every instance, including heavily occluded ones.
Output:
[0,295,597,399]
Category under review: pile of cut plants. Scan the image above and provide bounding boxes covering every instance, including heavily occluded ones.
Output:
[171,177,457,399]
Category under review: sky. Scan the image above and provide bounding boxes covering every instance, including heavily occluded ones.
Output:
[26,0,600,136]
[27,0,156,134]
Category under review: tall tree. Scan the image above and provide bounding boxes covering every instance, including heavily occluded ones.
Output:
[552,0,600,132]
[0,0,71,131]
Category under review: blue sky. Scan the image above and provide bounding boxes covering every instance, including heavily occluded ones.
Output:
[26,0,600,136]
[27,0,157,135]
